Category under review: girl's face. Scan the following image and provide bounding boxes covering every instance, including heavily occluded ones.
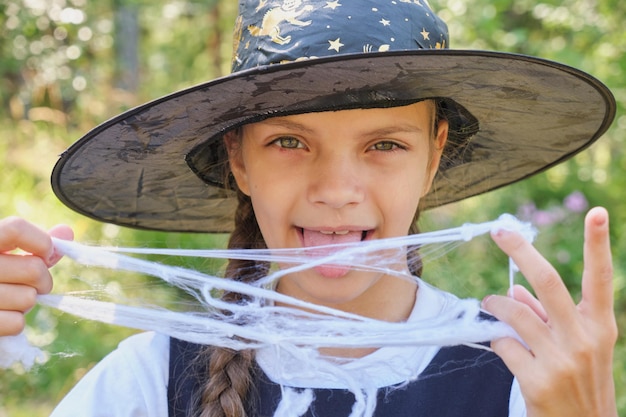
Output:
[227,101,448,315]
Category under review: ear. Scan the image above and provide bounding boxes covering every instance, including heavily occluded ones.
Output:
[422,119,449,196]
[223,130,251,196]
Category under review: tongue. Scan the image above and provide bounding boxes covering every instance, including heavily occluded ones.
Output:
[301,229,363,278]
[302,229,363,247]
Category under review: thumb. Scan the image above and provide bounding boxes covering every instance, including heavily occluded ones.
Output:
[47,224,74,266]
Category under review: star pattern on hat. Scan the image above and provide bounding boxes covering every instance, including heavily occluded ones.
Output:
[328,37,344,52]
[232,0,450,71]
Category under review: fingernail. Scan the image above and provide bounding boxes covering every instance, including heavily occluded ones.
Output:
[481,295,493,308]
[45,247,60,266]
[491,229,510,238]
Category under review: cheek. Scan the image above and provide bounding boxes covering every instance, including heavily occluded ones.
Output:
[245,172,297,249]
[377,174,423,230]
[397,164,430,195]
[397,192,422,229]
[248,194,280,250]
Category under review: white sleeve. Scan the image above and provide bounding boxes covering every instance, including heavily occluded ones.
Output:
[509,377,527,417]
[50,332,170,417]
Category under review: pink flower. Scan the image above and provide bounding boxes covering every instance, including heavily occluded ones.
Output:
[563,191,588,213]
[517,203,537,222]
[532,210,557,226]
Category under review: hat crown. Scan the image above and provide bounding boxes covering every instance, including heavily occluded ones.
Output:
[232,0,450,72]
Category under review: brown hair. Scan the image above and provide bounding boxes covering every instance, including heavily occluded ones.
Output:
[196,101,446,416]
[197,188,265,417]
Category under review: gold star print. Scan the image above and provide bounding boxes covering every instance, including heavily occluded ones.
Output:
[380,18,390,26]
[328,38,344,52]
[324,0,341,10]
[420,28,430,40]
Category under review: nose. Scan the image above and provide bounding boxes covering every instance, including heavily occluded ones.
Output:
[307,151,365,209]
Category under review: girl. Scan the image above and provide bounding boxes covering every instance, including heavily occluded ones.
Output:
[0,1,618,416]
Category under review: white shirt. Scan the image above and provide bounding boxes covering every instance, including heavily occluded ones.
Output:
[51,282,526,416]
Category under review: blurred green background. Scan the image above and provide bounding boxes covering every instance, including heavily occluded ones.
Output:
[0,0,624,415]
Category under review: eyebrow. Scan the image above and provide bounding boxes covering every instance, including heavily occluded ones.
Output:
[260,118,316,135]
[363,125,425,137]
[261,119,425,137]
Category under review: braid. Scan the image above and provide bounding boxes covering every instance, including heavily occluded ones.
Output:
[407,210,423,278]
[198,189,268,417]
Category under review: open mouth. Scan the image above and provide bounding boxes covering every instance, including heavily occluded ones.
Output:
[299,228,371,247]
[298,227,372,278]
[318,229,369,241]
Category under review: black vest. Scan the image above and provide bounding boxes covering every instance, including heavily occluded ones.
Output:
[168,338,514,417]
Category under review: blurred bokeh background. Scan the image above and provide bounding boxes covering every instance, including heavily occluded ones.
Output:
[0,0,624,415]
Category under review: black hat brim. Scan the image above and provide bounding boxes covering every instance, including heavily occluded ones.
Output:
[51,50,615,233]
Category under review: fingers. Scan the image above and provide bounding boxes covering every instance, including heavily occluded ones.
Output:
[0,217,70,294]
[0,252,55,294]
[488,331,534,372]
[0,282,39,335]
[0,217,73,336]
[490,222,576,326]
[489,207,615,332]
[580,207,614,319]
[0,217,56,265]
[0,283,38,311]
[0,311,27,336]
[509,284,548,322]
[477,208,619,417]
[481,285,549,354]
[483,293,550,353]
[483,207,619,417]
[48,224,74,266]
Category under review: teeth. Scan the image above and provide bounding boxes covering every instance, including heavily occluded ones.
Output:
[320,230,350,235]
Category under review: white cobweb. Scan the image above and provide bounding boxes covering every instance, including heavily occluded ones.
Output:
[0,214,536,417]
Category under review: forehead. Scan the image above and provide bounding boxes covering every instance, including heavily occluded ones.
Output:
[244,101,436,133]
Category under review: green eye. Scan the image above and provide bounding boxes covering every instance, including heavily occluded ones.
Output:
[372,141,397,151]
[274,136,303,149]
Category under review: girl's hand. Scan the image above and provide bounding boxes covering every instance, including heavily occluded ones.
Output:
[482,206,618,417]
[0,217,73,336]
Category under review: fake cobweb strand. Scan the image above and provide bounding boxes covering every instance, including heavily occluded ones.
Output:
[36,289,518,351]
[89,214,533,281]
[43,214,533,346]
[0,215,535,417]
[5,214,535,358]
